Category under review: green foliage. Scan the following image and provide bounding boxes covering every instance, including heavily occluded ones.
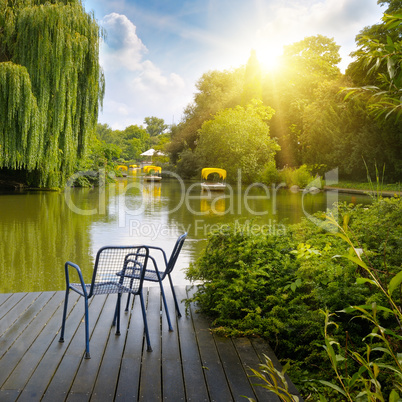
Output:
[176,148,201,179]
[165,30,402,183]
[282,35,341,82]
[242,49,262,105]
[0,62,39,170]
[186,197,402,399]
[166,67,244,165]
[263,35,342,169]
[0,0,104,188]
[317,211,402,400]
[195,100,279,183]
[246,354,300,402]
[345,13,402,121]
[302,77,402,181]
[326,181,401,192]
[144,116,168,137]
[258,160,280,185]
[278,165,315,188]
[95,123,150,161]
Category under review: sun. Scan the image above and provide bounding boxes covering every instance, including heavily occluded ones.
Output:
[253,44,283,72]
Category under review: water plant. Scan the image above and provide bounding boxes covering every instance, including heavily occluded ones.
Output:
[316,213,402,400]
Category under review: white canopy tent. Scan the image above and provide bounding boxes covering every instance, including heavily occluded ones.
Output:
[140,149,156,157]
[140,148,165,159]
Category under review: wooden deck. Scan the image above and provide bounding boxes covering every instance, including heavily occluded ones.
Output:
[0,286,301,401]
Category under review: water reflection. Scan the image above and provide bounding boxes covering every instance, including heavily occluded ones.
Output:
[0,177,371,293]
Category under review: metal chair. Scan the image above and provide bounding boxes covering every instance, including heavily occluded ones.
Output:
[123,233,187,331]
[59,246,152,359]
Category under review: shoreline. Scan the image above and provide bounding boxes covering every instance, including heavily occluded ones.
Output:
[324,186,401,197]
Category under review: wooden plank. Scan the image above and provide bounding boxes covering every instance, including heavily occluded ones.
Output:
[189,298,233,401]
[0,293,40,338]
[66,293,118,400]
[1,292,65,393]
[138,286,162,401]
[0,288,302,401]
[16,292,81,401]
[234,338,280,402]
[115,293,144,400]
[0,389,20,402]
[41,294,107,402]
[91,294,132,401]
[0,292,56,387]
[176,286,209,401]
[214,335,257,401]
[161,285,185,401]
[0,293,16,315]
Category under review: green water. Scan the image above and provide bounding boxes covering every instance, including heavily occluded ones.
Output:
[0,174,371,293]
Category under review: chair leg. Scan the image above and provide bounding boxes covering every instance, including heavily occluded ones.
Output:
[113,292,127,329]
[158,280,173,331]
[84,296,91,359]
[168,274,182,317]
[125,292,131,312]
[112,300,118,327]
[59,289,69,342]
[115,293,121,336]
[139,292,152,352]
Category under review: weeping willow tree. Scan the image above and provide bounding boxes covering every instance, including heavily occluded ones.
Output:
[0,0,104,187]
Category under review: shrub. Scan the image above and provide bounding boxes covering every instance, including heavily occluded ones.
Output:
[186,197,402,399]
[259,160,280,185]
[278,165,315,188]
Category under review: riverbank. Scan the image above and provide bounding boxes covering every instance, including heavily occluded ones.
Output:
[324,185,401,197]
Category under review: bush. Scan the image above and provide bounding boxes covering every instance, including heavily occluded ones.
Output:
[176,148,201,179]
[278,165,315,188]
[186,197,402,398]
[259,160,280,185]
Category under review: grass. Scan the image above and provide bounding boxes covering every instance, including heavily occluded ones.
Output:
[325,180,401,192]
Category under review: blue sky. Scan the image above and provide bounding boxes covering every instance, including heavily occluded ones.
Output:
[83,0,384,129]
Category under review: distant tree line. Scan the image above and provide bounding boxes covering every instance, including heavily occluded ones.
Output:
[166,0,402,182]
[0,0,400,187]
[92,116,169,163]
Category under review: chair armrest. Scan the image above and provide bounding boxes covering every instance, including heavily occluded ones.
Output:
[65,261,88,297]
[145,255,164,280]
[146,246,168,267]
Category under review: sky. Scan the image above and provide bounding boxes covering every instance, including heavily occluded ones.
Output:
[82,0,385,130]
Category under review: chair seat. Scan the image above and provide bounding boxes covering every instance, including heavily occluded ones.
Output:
[70,281,133,295]
[119,268,165,283]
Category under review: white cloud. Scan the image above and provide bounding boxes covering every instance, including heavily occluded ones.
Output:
[98,13,189,129]
[253,0,382,70]
[100,13,147,71]
[132,61,185,94]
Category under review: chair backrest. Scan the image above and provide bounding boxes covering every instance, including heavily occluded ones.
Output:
[89,246,149,297]
[165,233,187,275]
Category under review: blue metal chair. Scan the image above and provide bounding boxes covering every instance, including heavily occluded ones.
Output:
[123,233,187,331]
[59,246,152,359]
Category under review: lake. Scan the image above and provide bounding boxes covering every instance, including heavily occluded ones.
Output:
[0,171,371,293]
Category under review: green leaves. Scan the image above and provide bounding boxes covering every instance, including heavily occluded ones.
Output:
[343,13,402,122]
[195,101,279,183]
[1,0,104,187]
[247,354,300,402]
[0,62,39,170]
[388,270,402,296]
[187,198,402,400]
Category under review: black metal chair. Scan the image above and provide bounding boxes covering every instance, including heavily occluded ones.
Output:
[122,233,187,331]
[59,246,152,359]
